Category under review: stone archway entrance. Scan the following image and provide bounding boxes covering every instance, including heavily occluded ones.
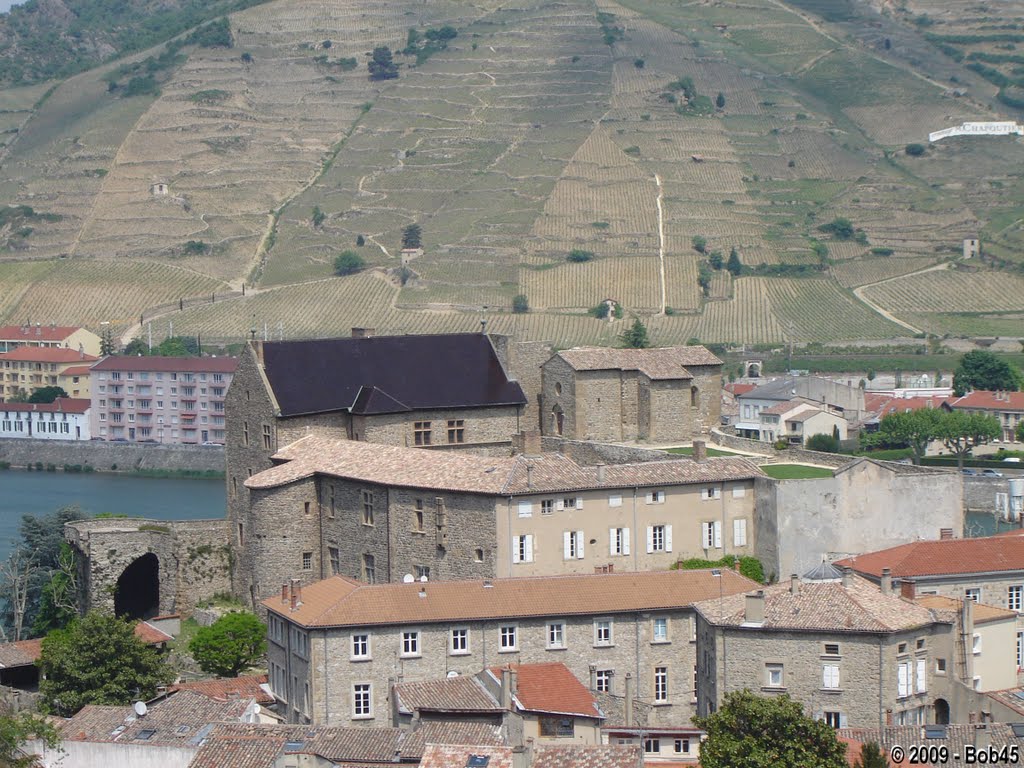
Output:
[934,698,950,725]
[114,552,160,620]
[744,360,763,378]
[550,405,564,436]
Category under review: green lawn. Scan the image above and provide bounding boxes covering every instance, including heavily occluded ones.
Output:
[666,446,736,457]
[761,464,835,479]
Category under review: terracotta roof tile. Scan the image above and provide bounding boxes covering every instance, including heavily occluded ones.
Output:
[397,722,505,759]
[186,723,309,768]
[555,345,722,378]
[0,348,98,363]
[0,638,42,668]
[248,436,763,494]
[950,390,1024,412]
[838,724,1023,766]
[265,569,757,629]
[91,356,238,373]
[60,365,93,377]
[916,595,1017,624]
[985,688,1024,717]
[134,621,173,645]
[171,674,273,705]
[0,398,90,415]
[695,575,940,633]
[394,675,501,714]
[0,325,89,342]
[533,744,642,768]
[485,663,601,718]
[837,536,1024,578]
[420,744,514,768]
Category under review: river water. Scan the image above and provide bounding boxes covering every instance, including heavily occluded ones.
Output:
[0,470,225,560]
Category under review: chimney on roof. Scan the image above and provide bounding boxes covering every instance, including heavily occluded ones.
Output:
[596,463,606,482]
[974,723,990,749]
[500,666,514,711]
[351,327,374,338]
[881,568,892,595]
[624,673,635,728]
[940,528,954,540]
[289,578,302,610]
[525,464,533,490]
[790,574,800,595]
[281,583,288,604]
[901,579,916,601]
[693,440,707,462]
[840,566,853,588]
[744,591,765,624]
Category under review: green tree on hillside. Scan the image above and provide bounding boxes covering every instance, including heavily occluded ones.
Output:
[512,294,529,314]
[619,318,650,348]
[99,326,116,356]
[40,612,172,716]
[709,251,724,270]
[953,350,1023,395]
[334,250,365,276]
[692,235,707,254]
[402,223,422,249]
[311,206,326,228]
[189,612,267,677]
[726,247,742,276]
[716,91,726,109]
[694,690,847,768]
[368,46,399,80]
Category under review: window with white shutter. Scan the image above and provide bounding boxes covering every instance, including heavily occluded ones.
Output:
[897,662,910,698]
[732,486,745,498]
[513,534,534,564]
[712,521,721,549]
[665,524,673,552]
[524,535,533,562]
[609,494,622,508]
[916,658,927,693]
[647,526,655,553]
[702,522,714,549]
[822,664,840,689]
[575,530,585,559]
[733,518,747,547]
[563,531,573,560]
[518,501,532,518]
[575,496,584,509]
[622,527,630,555]
[555,499,565,511]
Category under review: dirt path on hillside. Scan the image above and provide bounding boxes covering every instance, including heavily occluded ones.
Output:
[851,261,950,335]
[654,173,666,315]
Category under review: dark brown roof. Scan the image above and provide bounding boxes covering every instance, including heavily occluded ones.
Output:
[257,334,527,418]
[264,569,756,629]
[91,356,238,373]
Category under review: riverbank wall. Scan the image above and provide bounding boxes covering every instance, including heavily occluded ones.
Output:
[0,438,224,474]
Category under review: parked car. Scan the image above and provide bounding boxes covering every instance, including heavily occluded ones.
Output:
[1004,457,1022,463]
[962,468,977,476]
[982,469,1004,478]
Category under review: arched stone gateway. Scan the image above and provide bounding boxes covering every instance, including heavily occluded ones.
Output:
[934,698,950,725]
[114,552,160,620]
[744,360,763,378]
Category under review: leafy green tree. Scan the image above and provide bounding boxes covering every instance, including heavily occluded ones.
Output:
[31,541,79,636]
[939,410,1000,469]
[854,742,890,768]
[401,223,422,249]
[311,206,326,228]
[27,386,68,404]
[818,217,856,240]
[39,612,172,716]
[905,143,925,156]
[619,318,651,348]
[708,251,724,270]
[334,250,365,276]
[512,294,529,314]
[692,235,707,254]
[953,350,1023,395]
[877,408,944,464]
[356,234,365,246]
[123,338,149,356]
[156,336,200,356]
[694,690,848,768]
[726,247,742,276]
[806,433,839,452]
[368,46,398,80]
[567,249,594,263]
[716,91,726,108]
[698,263,712,296]
[189,612,267,677]
[0,706,60,768]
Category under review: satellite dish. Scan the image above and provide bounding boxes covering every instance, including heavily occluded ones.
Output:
[133,701,148,717]
[403,574,415,583]
[419,575,428,583]
[447,670,460,678]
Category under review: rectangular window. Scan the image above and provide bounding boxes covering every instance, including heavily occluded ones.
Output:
[351,634,370,660]
[414,421,432,446]
[563,530,585,560]
[447,419,464,443]
[824,711,841,729]
[766,664,784,688]
[595,619,613,646]
[500,625,517,651]
[965,587,981,602]
[450,628,469,655]
[262,423,272,450]
[361,490,374,526]
[824,643,840,657]
[517,500,532,518]
[512,534,534,563]
[413,504,424,532]
[675,738,691,754]
[1019,632,1024,670]
[401,631,420,657]
[822,664,840,689]
[329,546,340,575]
[1010,586,1023,612]
[897,661,911,698]
[702,521,722,549]
[647,524,671,553]
[644,738,660,755]
[539,716,574,738]
[362,554,375,584]
[973,633,982,655]
[547,622,565,649]
[608,493,622,508]
[541,499,555,515]
[653,617,668,643]
[242,421,249,446]
[645,489,665,504]
[302,551,312,570]
[703,486,721,500]
[916,658,927,693]
[732,486,746,498]
[595,670,612,693]
[415,565,430,580]
[936,657,947,674]
[654,667,668,703]
[564,496,583,510]
[733,518,747,547]
[609,527,631,556]
[353,683,372,718]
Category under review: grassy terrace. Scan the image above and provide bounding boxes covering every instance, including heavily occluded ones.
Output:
[760,464,835,480]
[665,446,737,457]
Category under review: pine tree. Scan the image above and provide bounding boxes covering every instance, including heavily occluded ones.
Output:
[99,326,116,356]
[619,318,651,348]
[726,247,742,276]
[402,223,422,249]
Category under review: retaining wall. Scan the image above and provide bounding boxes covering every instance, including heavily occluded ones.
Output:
[0,438,224,473]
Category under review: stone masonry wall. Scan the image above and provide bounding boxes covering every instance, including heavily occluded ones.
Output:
[0,438,224,473]
[578,371,626,442]
[502,338,555,433]
[277,606,700,727]
[355,406,521,449]
[539,437,673,465]
[247,480,322,605]
[540,355,578,438]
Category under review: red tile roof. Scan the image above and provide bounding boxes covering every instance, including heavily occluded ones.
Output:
[0,347,98,363]
[0,638,42,668]
[134,621,173,645]
[91,355,238,373]
[533,744,642,768]
[725,383,756,396]
[420,745,514,768]
[837,536,1024,578]
[949,390,1024,412]
[0,325,88,342]
[393,675,502,714]
[487,663,601,718]
[265,569,757,629]
[60,365,93,377]
[874,396,951,418]
[0,398,90,414]
[170,674,273,704]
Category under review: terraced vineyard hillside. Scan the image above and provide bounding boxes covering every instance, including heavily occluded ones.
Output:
[0,0,1022,347]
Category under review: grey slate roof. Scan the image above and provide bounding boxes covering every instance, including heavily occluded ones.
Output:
[258,334,527,417]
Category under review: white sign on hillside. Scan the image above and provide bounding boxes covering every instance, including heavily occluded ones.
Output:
[928,121,1024,142]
